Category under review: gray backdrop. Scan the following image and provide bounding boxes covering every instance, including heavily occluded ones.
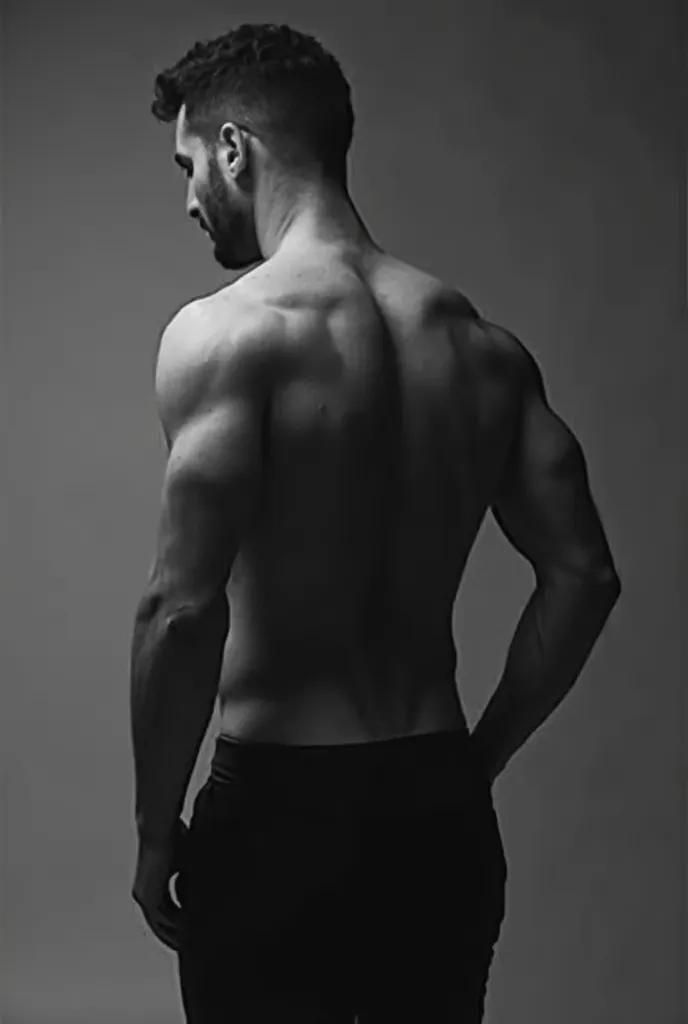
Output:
[3,1,685,1022]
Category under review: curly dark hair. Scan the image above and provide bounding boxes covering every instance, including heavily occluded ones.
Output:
[151,23,354,181]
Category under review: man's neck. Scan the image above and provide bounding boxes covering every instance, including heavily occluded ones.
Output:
[256,176,377,259]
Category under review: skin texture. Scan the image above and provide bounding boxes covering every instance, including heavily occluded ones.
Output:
[130,104,621,993]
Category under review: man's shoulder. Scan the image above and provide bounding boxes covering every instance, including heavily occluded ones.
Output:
[449,311,540,385]
[422,279,481,324]
[163,284,282,349]
[159,287,283,371]
[154,291,282,436]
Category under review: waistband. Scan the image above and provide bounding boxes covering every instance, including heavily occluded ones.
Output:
[208,726,482,812]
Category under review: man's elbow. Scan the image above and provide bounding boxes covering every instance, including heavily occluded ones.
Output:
[540,559,622,597]
[580,562,622,600]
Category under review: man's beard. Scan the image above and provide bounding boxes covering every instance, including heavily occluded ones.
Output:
[203,164,227,260]
[203,157,247,270]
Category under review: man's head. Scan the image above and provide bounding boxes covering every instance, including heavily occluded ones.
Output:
[151,23,355,270]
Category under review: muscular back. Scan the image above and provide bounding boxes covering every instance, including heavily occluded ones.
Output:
[199,246,522,743]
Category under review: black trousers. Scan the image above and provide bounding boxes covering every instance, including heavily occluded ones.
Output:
[175,727,507,1022]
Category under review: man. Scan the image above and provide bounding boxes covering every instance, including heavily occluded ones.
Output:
[130,22,621,1024]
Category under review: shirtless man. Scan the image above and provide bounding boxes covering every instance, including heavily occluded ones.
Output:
[130,22,622,1024]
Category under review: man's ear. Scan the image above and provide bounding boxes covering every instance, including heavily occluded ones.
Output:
[219,121,248,178]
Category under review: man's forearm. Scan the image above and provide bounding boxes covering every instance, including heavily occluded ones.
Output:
[129,595,229,846]
[471,571,621,782]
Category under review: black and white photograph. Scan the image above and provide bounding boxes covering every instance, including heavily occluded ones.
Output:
[2,2,684,1022]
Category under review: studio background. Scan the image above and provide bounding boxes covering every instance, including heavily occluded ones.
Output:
[2,1,685,1022]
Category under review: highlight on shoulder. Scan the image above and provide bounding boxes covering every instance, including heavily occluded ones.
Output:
[153,294,281,449]
[158,292,284,373]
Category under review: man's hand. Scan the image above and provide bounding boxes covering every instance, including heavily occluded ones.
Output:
[131,818,189,952]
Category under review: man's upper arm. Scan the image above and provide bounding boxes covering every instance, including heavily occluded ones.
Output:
[489,327,621,587]
[144,299,271,619]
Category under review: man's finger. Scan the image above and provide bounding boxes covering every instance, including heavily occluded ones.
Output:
[146,902,185,952]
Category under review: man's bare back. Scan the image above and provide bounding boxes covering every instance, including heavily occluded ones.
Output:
[131,30,624,1000]
[166,244,525,746]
